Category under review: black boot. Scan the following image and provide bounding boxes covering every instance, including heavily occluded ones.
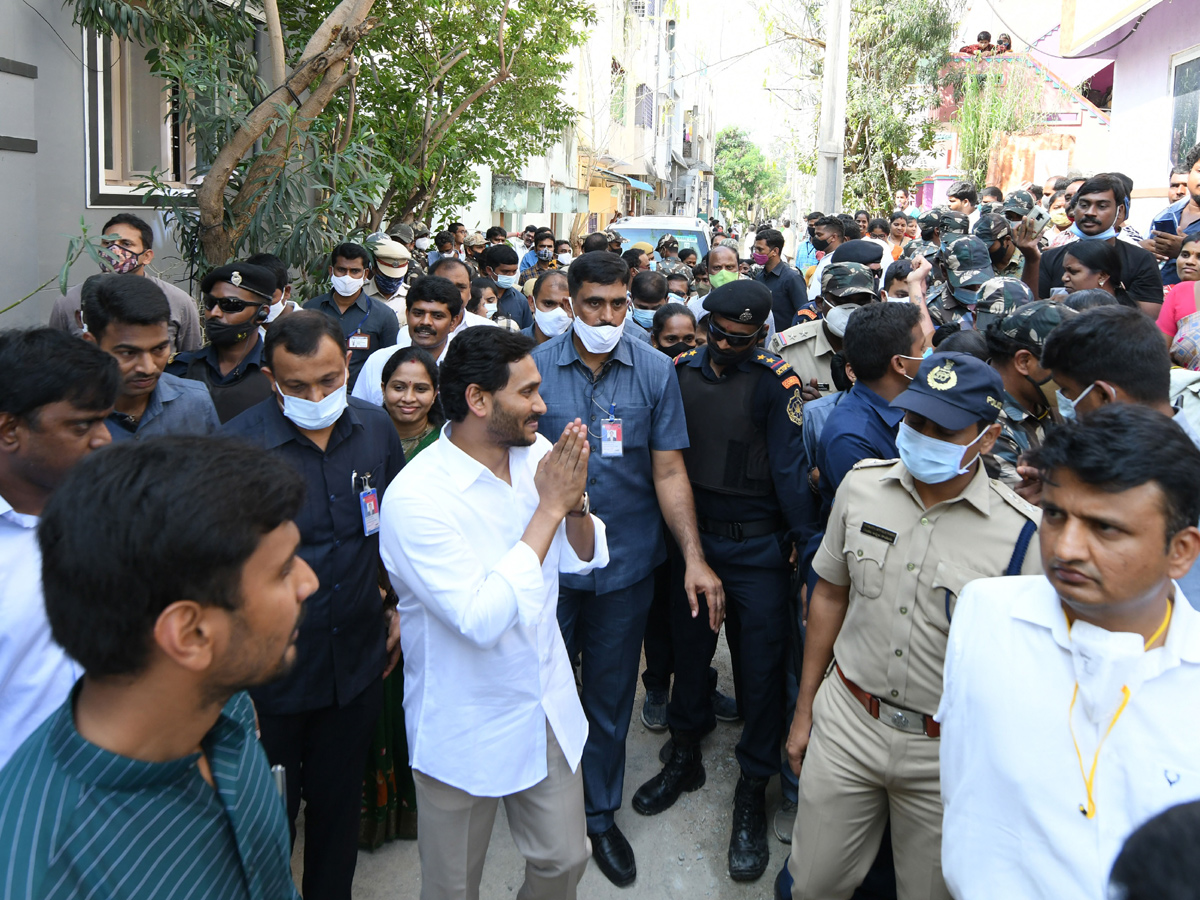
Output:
[632,740,705,816]
[728,772,770,881]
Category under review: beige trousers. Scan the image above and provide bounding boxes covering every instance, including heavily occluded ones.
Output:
[413,722,590,900]
[788,671,950,900]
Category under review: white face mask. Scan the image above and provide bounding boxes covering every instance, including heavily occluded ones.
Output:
[557,252,574,267]
[276,378,348,431]
[823,302,856,337]
[415,237,433,251]
[573,316,625,353]
[484,302,498,317]
[331,274,365,297]
[534,305,571,337]
[265,299,286,322]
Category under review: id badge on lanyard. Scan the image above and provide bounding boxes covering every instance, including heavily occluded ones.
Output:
[348,298,372,351]
[353,469,380,536]
[600,402,623,458]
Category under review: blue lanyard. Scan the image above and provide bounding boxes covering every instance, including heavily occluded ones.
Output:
[348,295,372,335]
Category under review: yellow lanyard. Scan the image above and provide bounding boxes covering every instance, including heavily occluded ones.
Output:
[1067,601,1171,819]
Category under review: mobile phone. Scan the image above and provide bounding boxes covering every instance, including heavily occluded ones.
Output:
[1025,206,1052,238]
[1152,218,1178,237]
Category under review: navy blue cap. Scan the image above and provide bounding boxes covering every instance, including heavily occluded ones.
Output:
[890,351,1005,430]
[704,279,772,327]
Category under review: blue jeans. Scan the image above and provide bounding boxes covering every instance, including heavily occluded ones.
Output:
[558,573,656,833]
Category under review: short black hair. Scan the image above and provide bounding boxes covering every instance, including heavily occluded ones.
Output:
[651,302,695,338]
[567,251,630,294]
[980,186,1004,202]
[935,327,990,360]
[428,256,471,281]
[757,229,785,252]
[621,248,648,269]
[485,225,508,242]
[39,436,306,677]
[1063,288,1121,311]
[439,327,535,422]
[469,276,500,310]
[245,253,290,292]
[977,30,991,41]
[80,273,170,338]
[406,275,464,317]
[665,272,690,291]
[482,243,519,270]
[806,211,824,221]
[868,217,891,235]
[1052,177,1072,192]
[1110,800,1200,900]
[1070,174,1122,210]
[1029,404,1200,541]
[532,269,568,299]
[1027,184,1043,201]
[581,232,610,253]
[448,222,465,232]
[264,309,345,368]
[815,215,845,238]
[1183,142,1200,171]
[884,259,913,288]
[631,270,668,304]
[947,181,979,205]
[692,264,708,278]
[1063,240,1123,285]
[381,345,444,429]
[330,241,371,270]
[434,230,455,249]
[888,211,908,224]
[842,302,921,381]
[534,228,555,244]
[679,247,698,264]
[1041,305,1169,404]
[0,328,120,421]
[102,213,154,250]
[838,216,862,241]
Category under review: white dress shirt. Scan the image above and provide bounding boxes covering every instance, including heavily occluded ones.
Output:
[938,575,1200,899]
[0,495,78,770]
[351,314,494,406]
[380,428,609,796]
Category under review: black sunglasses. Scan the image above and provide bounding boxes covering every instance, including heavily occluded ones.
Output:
[203,293,265,314]
[707,318,762,348]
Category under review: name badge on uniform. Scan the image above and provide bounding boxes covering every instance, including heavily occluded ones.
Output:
[348,333,370,350]
[601,418,623,457]
[860,522,897,544]
[360,488,380,536]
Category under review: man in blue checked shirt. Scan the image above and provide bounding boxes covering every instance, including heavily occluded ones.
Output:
[532,251,724,888]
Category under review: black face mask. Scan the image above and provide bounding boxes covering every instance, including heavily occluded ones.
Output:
[705,320,761,367]
[660,341,693,358]
[988,239,1011,268]
[205,313,261,347]
[811,236,830,252]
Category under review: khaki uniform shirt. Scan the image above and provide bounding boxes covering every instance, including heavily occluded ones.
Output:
[768,319,837,397]
[814,458,1042,716]
[982,390,1048,486]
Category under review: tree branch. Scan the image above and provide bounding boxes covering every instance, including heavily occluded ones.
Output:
[262,0,287,89]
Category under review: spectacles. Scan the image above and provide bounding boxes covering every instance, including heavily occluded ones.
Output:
[203,293,265,314]
[707,318,762,348]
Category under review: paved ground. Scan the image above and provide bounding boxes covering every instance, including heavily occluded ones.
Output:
[292,639,790,899]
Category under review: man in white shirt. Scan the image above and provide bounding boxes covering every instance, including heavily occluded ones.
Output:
[380,326,608,900]
[939,404,1200,900]
[0,329,118,769]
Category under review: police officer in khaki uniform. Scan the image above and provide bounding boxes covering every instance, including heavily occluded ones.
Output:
[769,262,878,397]
[781,351,1042,900]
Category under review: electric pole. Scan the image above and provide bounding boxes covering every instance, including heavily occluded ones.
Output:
[814,0,851,214]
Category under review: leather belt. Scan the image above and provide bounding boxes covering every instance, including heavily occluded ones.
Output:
[836,664,940,738]
[696,514,784,542]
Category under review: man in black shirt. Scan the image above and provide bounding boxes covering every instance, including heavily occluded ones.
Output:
[223,310,404,900]
[1030,175,1164,314]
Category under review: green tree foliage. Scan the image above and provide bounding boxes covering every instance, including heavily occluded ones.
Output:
[714,127,787,219]
[952,59,1044,191]
[283,0,594,229]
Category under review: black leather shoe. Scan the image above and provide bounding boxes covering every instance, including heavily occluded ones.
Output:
[589,824,636,887]
[633,742,705,816]
[728,773,770,881]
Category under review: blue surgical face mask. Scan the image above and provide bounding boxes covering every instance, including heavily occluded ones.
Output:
[493,273,518,290]
[277,378,348,431]
[895,420,986,484]
[1055,383,1096,423]
[630,306,657,328]
[1068,222,1119,241]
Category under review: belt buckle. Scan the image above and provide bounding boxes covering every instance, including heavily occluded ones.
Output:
[729,522,744,541]
[877,699,926,735]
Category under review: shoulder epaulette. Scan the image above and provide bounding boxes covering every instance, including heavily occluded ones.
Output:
[772,319,821,348]
[749,352,801,388]
[850,457,899,470]
[989,479,1042,522]
[673,347,701,366]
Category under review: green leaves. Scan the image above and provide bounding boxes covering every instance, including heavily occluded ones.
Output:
[714,127,787,218]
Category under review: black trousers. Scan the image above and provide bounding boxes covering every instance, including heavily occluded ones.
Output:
[666,532,790,778]
[258,678,383,900]
[641,556,675,693]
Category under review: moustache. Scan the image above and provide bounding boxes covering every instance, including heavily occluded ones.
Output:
[414,326,436,335]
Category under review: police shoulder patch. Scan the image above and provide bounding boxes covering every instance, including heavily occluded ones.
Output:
[851,457,899,470]
[673,348,700,366]
[990,479,1041,522]
[749,352,794,380]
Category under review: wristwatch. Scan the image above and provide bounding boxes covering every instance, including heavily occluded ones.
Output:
[567,491,590,518]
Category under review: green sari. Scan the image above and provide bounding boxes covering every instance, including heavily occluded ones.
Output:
[359,423,438,849]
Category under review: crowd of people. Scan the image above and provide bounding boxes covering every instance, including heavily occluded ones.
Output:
[2,142,1200,900]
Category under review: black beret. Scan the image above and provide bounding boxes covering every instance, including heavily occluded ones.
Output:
[201,263,276,301]
[703,279,772,327]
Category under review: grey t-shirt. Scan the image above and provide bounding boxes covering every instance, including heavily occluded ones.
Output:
[49,273,203,354]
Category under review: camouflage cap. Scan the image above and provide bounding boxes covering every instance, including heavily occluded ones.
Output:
[974,276,1033,331]
[902,239,943,263]
[917,208,942,230]
[997,299,1079,351]
[978,202,1004,218]
[464,231,487,248]
[604,229,627,244]
[944,236,995,290]
[656,233,680,249]
[939,209,970,236]
[822,261,878,299]
[390,223,415,244]
[1002,189,1036,219]
[413,222,431,238]
[973,213,1012,244]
